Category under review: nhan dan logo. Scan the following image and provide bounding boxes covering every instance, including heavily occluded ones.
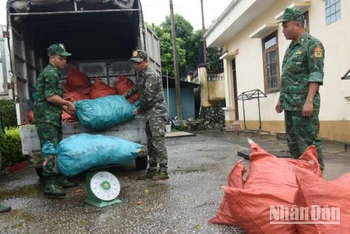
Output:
[270,205,340,224]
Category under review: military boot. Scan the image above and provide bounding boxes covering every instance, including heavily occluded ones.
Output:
[44,178,65,199]
[135,169,158,180]
[56,176,78,188]
[0,204,11,213]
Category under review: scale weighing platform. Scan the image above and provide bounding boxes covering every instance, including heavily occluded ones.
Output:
[85,169,122,208]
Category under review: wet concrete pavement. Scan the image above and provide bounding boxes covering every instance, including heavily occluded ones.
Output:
[1,130,350,234]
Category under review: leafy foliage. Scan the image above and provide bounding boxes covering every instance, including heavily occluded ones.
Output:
[0,100,17,128]
[207,47,224,73]
[149,14,223,76]
[0,128,25,170]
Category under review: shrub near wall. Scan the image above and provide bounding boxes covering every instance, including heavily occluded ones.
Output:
[0,128,25,170]
[0,100,17,128]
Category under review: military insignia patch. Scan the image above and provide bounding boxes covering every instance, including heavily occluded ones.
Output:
[133,51,138,57]
[314,47,323,58]
[295,51,302,55]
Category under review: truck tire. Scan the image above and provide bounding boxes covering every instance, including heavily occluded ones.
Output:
[35,168,44,179]
[135,156,148,170]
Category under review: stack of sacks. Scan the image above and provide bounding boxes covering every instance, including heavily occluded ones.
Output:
[209,141,345,233]
[29,65,139,125]
[62,64,91,121]
[115,75,140,104]
[62,65,139,121]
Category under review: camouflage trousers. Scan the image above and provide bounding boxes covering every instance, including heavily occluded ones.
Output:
[36,123,62,178]
[146,117,168,172]
[285,111,324,171]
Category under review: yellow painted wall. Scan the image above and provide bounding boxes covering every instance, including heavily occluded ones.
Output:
[241,120,350,142]
[208,80,225,101]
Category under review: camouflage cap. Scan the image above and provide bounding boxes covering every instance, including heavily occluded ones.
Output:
[47,43,72,57]
[278,7,305,23]
[129,50,148,63]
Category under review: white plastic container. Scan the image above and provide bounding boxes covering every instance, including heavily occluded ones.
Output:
[165,125,171,133]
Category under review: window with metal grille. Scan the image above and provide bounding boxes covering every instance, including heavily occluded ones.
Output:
[262,32,280,94]
[326,0,341,25]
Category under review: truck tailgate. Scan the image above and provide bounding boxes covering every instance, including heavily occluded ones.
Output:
[20,117,146,155]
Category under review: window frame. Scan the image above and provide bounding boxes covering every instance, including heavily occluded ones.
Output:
[304,11,310,33]
[262,31,280,94]
[325,0,341,25]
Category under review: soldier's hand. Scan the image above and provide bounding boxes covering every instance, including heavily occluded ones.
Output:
[66,109,76,118]
[302,101,313,117]
[275,100,283,113]
[66,102,76,115]
[133,109,139,116]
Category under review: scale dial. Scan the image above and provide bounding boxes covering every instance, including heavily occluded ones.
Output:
[90,172,120,201]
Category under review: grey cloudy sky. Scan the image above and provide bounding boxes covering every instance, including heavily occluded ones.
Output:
[0,0,232,30]
[0,2,6,25]
[141,0,232,30]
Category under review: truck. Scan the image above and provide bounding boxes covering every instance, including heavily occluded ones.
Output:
[3,0,162,177]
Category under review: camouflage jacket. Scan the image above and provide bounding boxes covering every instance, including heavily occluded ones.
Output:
[34,63,63,126]
[280,33,325,112]
[125,66,167,119]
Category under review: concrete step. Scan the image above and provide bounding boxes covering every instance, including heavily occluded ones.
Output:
[223,122,241,132]
[276,131,287,140]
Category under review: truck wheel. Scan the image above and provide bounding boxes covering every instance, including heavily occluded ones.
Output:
[35,168,44,179]
[135,156,148,170]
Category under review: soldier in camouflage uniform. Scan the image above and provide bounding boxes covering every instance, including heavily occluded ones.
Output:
[125,49,169,180]
[275,8,325,171]
[0,108,11,212]
[34,44,77,198]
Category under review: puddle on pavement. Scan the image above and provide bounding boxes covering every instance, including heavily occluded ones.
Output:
[6,208,35,221]
[1,208,36,232]
[173,164,218,174]
[0,185,39,199]
[196,149,216,152]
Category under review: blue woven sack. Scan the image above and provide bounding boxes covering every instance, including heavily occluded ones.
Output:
[75,95,136,130]
[54,133,144,176]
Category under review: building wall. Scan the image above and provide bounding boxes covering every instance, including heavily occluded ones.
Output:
[164,87,196,121]
[208,73,225,101]
[223,0,350,141]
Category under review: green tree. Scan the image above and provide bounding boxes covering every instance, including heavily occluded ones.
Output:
[207,47,223,73]
[188,30,203,69]
[159,32,186,76]
[149,14,223,76]
[154,14,194,76]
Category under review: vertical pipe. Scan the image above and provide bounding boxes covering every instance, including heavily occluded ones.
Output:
[258,90,262,131]
[169,0,183,120]
[167,70,170,117]
[242,99,246,129]
[200,0,207,65]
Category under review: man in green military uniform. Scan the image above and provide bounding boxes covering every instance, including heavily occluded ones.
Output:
[275,7,325,171]
[125,49,169,180]
[34,44,77,198]
[0,108,11,212]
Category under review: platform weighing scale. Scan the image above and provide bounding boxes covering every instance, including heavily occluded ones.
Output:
[85,170,122,208]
